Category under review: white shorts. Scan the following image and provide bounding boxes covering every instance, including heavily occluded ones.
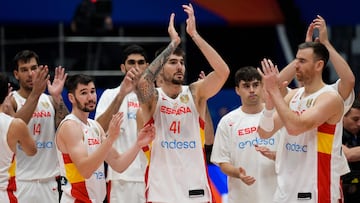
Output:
[15,178,59,203]
[108,180,145,203]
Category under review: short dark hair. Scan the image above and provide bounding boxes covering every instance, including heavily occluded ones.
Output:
[13,50,39,71]
[234,66,261,87]
[154,46,185,59]
[298,42,329,67]
[345,98,360,116]
[121,44,148,64]
[0,73,9,104]
[65,74,94,94]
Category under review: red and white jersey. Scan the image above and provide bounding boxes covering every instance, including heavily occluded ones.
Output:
[56,114,106,202]
[211,107,279,203]
[12,91,59,180]
[328,80,354,177]
[95,87,146,182]
[0,113,16,192]
[274,86,343,203]
[146,86,212,203]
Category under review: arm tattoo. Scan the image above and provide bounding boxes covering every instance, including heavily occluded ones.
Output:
[136,41,177,104]
[55,98,69,128]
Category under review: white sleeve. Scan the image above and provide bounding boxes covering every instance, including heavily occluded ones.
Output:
[95,89,115,119]
[211,118,232,165]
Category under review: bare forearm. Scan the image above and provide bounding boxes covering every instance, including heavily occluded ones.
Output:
[77,137,115,178]
[324,41,355,98]
[53,96,69,128]
[110,143,141,173]
[204,108,214,145]
[13,93,40,124]
[343,145,360,162]
[96,94,125,132]
[270,90,301,134]
[219,163,240,179]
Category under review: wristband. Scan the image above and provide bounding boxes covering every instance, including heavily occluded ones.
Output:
[259,109,275,132]
[263,108,275,117]
[204,144,213,165]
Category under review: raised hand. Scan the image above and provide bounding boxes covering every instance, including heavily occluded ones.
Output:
[136,124,155,148]
[305,21,316,42]
[2,84,15,116]
[183,3,198,38]
[258,58,280,93]
[198,70,206,80]
[168,13,181,46]
[47,66,67,98]
[120,67,142,95]
[31,65,49,97]
[312,15,329,44]
[107,112,124,141]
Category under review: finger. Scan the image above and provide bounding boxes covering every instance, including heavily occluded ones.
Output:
[257,68,265,78]
[274,65,279,75]
[261,59,271,74]
[169,13,175,28]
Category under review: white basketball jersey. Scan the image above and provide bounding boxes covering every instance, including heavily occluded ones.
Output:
[274,86,342,203]
[0,113,15,191]
[12,91,59,180]
[56,114,106,202]
[146,86,212,202]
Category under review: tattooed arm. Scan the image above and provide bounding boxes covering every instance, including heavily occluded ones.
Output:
[48,66,69,128]
[135,13,180,121]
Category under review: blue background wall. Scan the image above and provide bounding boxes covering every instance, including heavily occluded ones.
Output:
[1,0,360,26]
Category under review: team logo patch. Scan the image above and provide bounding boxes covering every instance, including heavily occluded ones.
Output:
[180,95,189,104]
[306,98,313,108]
[41,101,50,109]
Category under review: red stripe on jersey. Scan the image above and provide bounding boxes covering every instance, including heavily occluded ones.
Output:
[71,182,91,203]
[62,154,72,164]
[318,123,336,135]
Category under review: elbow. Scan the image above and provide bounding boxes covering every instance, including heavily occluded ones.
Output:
[348,75,356,86]
[80,170,94,179]
[223,66,230,79]
[26,148,37,156]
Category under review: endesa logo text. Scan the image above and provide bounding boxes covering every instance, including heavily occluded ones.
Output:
[238,137,275,149]
[93,170,105,180]
[18,141,54,150]
[160,105,191,115]
[161,139,196,149]
[285,142,307,152]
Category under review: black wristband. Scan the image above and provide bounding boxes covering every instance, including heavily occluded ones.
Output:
[204,144,213,164]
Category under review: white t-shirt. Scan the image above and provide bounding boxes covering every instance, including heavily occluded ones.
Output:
[211,107,279,203]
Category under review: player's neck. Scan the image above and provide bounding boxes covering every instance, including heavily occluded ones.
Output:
[161,84,182,99]
[241,103,264,114]
[303,79,325,97]
[72,109,90,124]
[17,88,32,99]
